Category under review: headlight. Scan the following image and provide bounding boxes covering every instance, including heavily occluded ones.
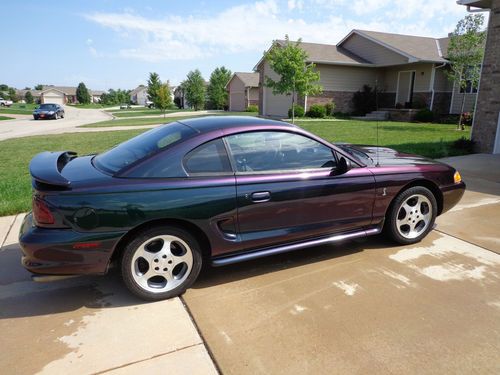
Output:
[454,170,462,184]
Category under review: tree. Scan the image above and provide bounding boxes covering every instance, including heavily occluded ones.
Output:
[446,14,486,130]
[207,66,231,109]
[24,91,34,104]
[184,69,206,110]
[34,84,44,91]
[147,73,161,105]
[264,35,322,122]
[0,84,8,91]
[8,87,18,102]
[76,82,91,104]
[155,83,173,117]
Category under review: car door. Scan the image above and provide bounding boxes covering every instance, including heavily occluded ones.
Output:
[224,130,376,251]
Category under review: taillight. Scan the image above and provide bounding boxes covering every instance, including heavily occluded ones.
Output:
[33,197,55,225]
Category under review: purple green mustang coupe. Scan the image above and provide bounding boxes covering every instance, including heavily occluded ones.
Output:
[19,116,465,300]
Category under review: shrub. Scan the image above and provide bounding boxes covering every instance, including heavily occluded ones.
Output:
[352,85,377,115]
[246,104,258,112]
[414,108,434,122]
[461,112,473,125]
[288,104,305,118]
[306,104,326,118]
[324,101,336,116]
[452,136,475,154]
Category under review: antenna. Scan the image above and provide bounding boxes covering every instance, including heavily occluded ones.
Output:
[375,79,380,167]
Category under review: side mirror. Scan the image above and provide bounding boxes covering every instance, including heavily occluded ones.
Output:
[332,156,350,176]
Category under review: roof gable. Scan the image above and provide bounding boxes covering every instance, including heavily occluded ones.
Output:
[339,30,448,63]
[227,72,259,88]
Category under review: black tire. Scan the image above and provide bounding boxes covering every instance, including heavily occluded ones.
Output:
[385,186,437,245]
[121,226,203,301]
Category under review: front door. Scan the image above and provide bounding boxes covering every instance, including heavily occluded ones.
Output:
[396,71,415,107]
[224,130,376,252]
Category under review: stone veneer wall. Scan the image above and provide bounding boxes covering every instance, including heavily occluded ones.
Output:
[432,92,452,115]
[471,0,500,153]
[307,91,354,113]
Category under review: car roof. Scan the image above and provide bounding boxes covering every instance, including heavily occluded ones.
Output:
[177,116,293,133]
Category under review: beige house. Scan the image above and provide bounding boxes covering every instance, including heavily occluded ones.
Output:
[130,85,148,105]
[226,72,259,111]
[38,86,103,105]
[256,30,476,118]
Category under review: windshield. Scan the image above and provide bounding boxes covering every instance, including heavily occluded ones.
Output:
[93,122,197,174]
[38,104,57,110]
[337,144,373,163]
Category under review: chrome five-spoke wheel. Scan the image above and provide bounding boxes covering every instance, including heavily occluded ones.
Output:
[396,194,432,239]
[121,226,202,300]
[131,235,193,293]
[386,186,437,244]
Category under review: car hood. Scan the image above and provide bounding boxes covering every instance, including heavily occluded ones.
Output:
[338,144,442,167]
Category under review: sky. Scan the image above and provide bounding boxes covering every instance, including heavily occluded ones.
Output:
[2,0,478,91]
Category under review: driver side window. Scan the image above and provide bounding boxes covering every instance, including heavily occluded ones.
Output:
[225,131,336,173]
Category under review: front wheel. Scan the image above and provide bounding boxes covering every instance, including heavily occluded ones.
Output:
[121,226,202,300]
[385,186,437,244]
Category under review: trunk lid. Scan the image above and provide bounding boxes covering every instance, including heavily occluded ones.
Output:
[29,151,111,190]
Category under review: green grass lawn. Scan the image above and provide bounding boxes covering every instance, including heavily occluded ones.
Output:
[296,120,471,159]
[67,103,116,109]
[0,103,37,115]
[111,109,194,117]
[0,119,471,216]
[0,115,14,121]
[0,130,144,216]
[82,112,258,127]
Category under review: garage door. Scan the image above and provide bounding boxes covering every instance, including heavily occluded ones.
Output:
[230,92,246,112]
[43,94,64,105]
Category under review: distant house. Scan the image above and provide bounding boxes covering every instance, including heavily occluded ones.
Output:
[130,85,148,105]
[226,72,259,111]
[256,29,476,118]
[38,86,103,105]
[16,89,42,103]
[91,90,105,103]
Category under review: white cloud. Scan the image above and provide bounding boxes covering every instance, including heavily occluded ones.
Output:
[83,0,469,62]
[288,0,304,11]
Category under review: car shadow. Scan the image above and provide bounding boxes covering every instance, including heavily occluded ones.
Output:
[0,235,397,319]
[191,235,394,291]
[0,244,147,320]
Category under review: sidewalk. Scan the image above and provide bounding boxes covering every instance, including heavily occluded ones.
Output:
[0,214,218,375]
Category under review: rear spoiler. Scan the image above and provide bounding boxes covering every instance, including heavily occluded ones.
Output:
[29,151,77,187]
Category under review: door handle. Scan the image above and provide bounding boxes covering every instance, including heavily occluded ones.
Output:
[250,191,271,202]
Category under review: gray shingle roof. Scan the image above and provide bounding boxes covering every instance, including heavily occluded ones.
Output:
[234,72,259,87]
[275,40,371,65]
[351,30,449,62]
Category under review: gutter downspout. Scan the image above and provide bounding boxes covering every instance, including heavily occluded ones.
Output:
[430,62,447,111]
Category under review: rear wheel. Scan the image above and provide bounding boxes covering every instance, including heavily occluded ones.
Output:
[386,186,437,244]
[121,226,202,300]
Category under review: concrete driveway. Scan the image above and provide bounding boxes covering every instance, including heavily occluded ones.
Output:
[0,154,499,374]
[0,215,217,375]
[182,154,500,374]
[0,106,111,141]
